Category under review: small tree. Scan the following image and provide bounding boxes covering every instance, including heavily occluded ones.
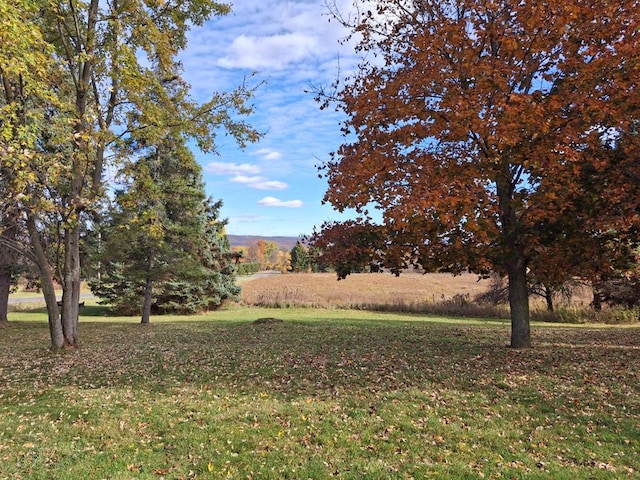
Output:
[90,139,239,320]
[309,220,387,278]
[591,249,640,310]
[289,242,311,273]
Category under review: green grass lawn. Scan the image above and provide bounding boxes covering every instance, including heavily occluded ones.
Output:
[0,306,638,479]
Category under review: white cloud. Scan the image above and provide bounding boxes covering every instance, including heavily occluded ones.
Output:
[231,175,263,184]
[218,33,319,70]
[257,196,303,208]
[232,175,288,190]
[255,180,289,190]
[205,161,261,175]
[254,148,282,161]
[180,0,364,235]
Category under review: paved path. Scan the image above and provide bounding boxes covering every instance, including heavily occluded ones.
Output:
[8,293,95,304]
[236,270,281,284]
[8,271,280,303]
[8,272,279,303]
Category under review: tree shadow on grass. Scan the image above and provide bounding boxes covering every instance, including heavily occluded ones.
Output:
[2,319,639,477]
[9,304,112,317]
[78,304,112,317]
[3,319,639,407]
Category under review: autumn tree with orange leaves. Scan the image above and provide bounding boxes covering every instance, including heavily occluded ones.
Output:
[314,0,640,348]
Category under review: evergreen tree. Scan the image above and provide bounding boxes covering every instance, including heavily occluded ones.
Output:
[1,0,258,350]
[90,138,238,321]
[151,198,240,315]
[289,242,310,273]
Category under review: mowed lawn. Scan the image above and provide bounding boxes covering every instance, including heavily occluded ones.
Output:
[1,290,639,478]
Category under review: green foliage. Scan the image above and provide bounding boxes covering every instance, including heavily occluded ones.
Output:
[551,305,640,325]
[288,242,310,273]
[237,262,261,276]
[89,141,238,315]
[2,0,260,347]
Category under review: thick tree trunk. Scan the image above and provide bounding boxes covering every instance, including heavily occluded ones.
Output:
[497,160,531,348]
[507,258,531,348]
[27,213,63,350]
[61,223,81,347]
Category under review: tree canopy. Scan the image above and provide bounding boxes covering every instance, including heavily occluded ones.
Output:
[314,0,640,347]
[0,0,259,349]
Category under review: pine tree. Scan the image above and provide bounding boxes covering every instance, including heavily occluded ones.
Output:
[90,138,238,321]
[289,242,310,273]
[151,198,240,315]
[1,0,259,350]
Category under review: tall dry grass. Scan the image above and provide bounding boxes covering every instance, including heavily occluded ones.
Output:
[238,272,628,323]
[239,272,507,317]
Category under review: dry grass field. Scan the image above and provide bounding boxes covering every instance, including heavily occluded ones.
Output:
[240,272,489,307]
[239,272,601,322]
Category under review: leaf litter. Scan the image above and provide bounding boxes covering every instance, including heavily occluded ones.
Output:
[0,317,638,479]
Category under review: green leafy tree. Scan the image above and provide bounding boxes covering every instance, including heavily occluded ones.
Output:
[0,0,63,333]
[1,0,259,349]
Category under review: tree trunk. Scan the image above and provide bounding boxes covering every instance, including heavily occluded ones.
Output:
[141,276,153,324]
[141,255,155,324]
[544,283,554,312]
[496,159,531,348]
[58,0,99,347]
[0,208,19,325]
[592,286,603,311]
[0,272,10,326]
[507,258,531,349]
[61,223,81,347]
[27,213,63,351]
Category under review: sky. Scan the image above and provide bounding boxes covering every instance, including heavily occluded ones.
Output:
[179,0,363,237]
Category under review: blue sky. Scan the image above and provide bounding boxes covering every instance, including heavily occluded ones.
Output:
[179,0,362,237]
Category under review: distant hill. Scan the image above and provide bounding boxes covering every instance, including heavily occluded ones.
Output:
[227,235,303,250]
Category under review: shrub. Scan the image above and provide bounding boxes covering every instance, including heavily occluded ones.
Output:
[237,262,261,276]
